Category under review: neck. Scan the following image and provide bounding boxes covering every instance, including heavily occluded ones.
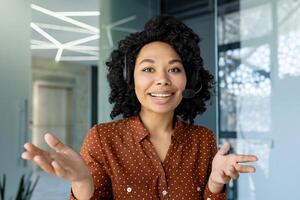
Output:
[139,109,175,138]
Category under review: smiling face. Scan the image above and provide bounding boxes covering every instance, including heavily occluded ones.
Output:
[134,41,187,116]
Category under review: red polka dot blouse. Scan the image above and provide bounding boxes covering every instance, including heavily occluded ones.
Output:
[70,115,226,200]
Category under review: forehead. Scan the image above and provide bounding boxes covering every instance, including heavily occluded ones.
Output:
[136,41,181,62]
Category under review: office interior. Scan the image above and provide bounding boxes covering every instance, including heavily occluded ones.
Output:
[0,0,299,199]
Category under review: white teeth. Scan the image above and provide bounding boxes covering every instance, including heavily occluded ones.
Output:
[150,93,173,97]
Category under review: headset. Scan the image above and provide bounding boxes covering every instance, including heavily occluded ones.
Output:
[123,53,132,85]
[123,54,202,99]
[182,69,202,99]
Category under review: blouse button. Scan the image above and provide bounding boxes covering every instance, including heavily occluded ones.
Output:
[197,186,201,191]
[207,198,211,200]
[162,190,168,196]
[127,187,132,193]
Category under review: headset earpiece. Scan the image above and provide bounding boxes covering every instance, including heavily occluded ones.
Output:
[123,54,131,84]
[123,54,127,82]
[182,68,202,99]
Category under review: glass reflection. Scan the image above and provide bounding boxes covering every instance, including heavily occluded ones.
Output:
[218,0,300,199]
[278,31,300,79]
[218,47,271,133]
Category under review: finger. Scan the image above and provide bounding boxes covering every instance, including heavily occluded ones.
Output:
[234,163,256,173]
[216,142,230,156]
[226,166,239,179]
[230,172,239,179]
[235,155,258,163]
[33,155,54,174]
[49,152,69,167]
[24,143,44,155]
[23,143,52,161]
[24,143,55,163]
[21,152,34,160]
[44,133,67,153]
[51,160,66,177]
[220,171,231,183]
[227,165,235,174]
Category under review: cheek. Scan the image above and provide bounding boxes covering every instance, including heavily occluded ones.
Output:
[134,73,151,96]
[182,76,187,89]
[176,74,187,91]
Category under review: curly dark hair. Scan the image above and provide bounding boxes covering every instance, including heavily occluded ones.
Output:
[106,15,215,124]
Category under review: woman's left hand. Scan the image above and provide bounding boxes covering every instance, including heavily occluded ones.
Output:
[208,142,258,193]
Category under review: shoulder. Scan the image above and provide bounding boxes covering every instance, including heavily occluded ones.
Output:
[95,117,129,131]
[182,122,217,144]
[185,123,215,138]
[91,117,130,137]
[84,117,133,144]
[182,123,218,157]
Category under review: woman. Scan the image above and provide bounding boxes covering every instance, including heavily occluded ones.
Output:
[22,15,257,200]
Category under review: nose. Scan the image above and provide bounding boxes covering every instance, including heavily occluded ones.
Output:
[154,71,171,86]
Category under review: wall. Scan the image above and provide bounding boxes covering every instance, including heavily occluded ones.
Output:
[0,0,31,197]
[32,57,90,152]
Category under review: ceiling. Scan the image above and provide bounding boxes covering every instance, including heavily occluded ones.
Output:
[31,0,99,66]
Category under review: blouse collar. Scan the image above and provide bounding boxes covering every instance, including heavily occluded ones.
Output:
[128,115,188,144]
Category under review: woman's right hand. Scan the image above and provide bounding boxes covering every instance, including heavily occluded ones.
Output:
[21,133,94,199]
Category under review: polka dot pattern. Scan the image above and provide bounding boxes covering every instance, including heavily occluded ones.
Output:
[70,116,226,200]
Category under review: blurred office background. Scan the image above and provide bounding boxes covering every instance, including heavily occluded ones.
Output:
[0,0,299,199]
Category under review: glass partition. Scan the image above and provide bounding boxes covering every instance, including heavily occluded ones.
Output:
[217,0,300,199]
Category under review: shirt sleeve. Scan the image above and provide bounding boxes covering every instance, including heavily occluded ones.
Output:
[70,126,113,200]
[203,132,227,200]
[203,184,226,200]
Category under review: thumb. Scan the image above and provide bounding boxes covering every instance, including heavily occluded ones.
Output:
[216,142,231,156]
[44,133,67,152]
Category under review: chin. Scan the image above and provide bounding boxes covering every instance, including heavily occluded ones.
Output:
[147,105,177,115]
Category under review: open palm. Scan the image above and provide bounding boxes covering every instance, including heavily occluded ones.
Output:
[22,133,91,182]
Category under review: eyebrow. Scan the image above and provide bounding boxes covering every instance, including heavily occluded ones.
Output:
[138,58,182,65]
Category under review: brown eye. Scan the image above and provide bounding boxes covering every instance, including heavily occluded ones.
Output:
[169,67,181,73]
[142,67,154,72]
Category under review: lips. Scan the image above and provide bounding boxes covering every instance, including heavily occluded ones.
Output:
[147,91,175,105]
[149,92,174,97]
